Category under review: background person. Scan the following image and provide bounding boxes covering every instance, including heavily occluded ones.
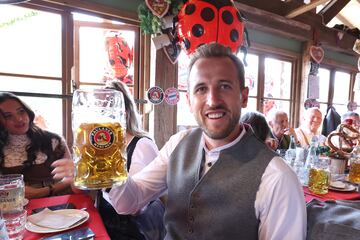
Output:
[294,107,324,148]
[267,109,291,150]
[0,92,72,199]
[241,111,278,150]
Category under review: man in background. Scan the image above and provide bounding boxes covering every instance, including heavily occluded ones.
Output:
[268,109,291,150]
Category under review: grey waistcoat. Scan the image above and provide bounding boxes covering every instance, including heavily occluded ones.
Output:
[164,128,276,240]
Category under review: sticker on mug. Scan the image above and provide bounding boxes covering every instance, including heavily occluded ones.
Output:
[164,87,180,105]
[89,126,114,149]
[147,86,164,105]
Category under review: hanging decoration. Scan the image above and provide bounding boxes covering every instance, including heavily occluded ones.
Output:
[309,45,324,64]
[145,0,170,18]
[177,0,245,55]
[147,86,165,105]
[164,87,180,105]
[105,32,134,84]
[304,98,320,110]
[138,0,250,64]
[347,101,357,112]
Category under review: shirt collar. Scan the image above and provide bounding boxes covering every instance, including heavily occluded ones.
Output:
[203,124,246,154]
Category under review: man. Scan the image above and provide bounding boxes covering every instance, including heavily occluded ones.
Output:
[268,110,291,149]
[294,107,324,148]
[341,111,360,129]
[68,43,306,239]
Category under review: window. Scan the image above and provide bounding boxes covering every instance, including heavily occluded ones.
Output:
[74,13,139,94]
[316,66,352,117]
[0,5,64,135]
[0,3,143,142]
[238,51,295,119]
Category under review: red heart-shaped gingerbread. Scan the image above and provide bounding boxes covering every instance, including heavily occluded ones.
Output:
[309,46,324,64]
[145,0,169,18]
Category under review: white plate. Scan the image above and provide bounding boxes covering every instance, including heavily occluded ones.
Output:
[329,184,357,192]
[25,209,89,233]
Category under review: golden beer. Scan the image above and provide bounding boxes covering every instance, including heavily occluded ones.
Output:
[308,168,330,195]
[349,162,360,184]
[73,122,127,189]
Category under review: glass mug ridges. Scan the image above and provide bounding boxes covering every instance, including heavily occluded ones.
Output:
[0,175,25,214]
[73,122,127,190]
[349,162,360,184]
[308,168,330,195]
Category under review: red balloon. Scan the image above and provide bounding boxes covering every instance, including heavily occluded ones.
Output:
[177,0,245,55]
[105,34,133,79]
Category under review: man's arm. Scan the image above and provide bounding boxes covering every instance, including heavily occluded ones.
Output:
[106,130,191,215]
[256,157,306,240]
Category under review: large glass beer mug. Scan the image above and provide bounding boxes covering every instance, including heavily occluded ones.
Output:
[72,89,127,190]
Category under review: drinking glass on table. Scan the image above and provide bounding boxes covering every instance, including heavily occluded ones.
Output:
[308,158,331,195]
[72,89,127,190]
[0,174,26,240]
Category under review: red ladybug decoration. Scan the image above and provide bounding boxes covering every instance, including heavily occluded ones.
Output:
[177,0,245,55]
[105,33,133,80]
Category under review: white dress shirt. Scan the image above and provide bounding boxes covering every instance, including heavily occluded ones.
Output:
[108,128,307,240]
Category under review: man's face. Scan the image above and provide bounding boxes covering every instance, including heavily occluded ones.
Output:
[305,109,322,133]
[186,57,248,143]
[270,112,289,139]
[344,116,360,129]
[0,99,30,135]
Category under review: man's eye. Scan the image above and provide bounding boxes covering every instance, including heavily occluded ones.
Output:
[220,84,231,90]
[195,87,206,94]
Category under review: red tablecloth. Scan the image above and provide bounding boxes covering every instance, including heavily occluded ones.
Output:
[23,194,110,240]
[304,186,360,202]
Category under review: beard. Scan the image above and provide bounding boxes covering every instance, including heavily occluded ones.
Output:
[194,110,240,140]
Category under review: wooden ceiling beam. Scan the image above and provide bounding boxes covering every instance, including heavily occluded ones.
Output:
[319,0,351,24]
[286,0,329,18]
[234,2,311,42]
[234,2,357,55]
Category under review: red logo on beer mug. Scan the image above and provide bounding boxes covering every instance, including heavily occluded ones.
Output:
[90,127,115,149]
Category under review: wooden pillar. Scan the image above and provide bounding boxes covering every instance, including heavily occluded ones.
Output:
[153,49,178,148]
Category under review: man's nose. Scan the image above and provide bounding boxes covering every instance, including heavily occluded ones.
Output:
[206,89,221,106]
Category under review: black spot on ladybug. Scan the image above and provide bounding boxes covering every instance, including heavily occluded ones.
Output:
[109,59,115,65]
[222,10,233,25]
[202,0,232,9]
[201,7,215,22]
[230,29,239,42]
[192,24,204,37]
[185,4,196,15]
[119,56,127,66]
[183,38,191,50]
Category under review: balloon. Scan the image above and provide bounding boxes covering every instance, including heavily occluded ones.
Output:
[105,33,133,79]
[177,0,245,55]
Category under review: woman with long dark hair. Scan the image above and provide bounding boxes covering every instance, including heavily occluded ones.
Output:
[0,92,72,199]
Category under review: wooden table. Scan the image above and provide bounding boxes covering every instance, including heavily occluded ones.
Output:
[23,194,110,240]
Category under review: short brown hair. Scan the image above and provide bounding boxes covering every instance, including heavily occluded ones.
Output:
[187,43,245,91]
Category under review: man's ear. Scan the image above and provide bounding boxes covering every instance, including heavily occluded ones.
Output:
[186,92,193,113]
[240,87,249,108]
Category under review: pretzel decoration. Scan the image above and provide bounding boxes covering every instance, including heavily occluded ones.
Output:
[326,123,360,158]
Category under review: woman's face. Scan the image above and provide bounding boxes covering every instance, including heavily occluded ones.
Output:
[0,99,30,135]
